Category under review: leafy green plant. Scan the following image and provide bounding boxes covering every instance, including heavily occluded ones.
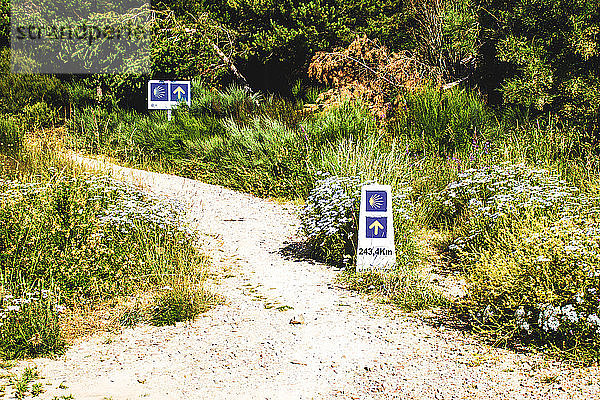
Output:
[9,367,39,399]
[30,382,44,397]
[479,0,600,138]
[65,80,97,110]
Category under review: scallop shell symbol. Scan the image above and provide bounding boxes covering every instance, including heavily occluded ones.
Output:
[368,193,383,209]
[153,85,166,99]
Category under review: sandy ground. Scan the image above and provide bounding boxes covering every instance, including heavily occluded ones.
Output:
[7,153,600,399]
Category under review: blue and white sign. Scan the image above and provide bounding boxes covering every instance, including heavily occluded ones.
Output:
[365,216,387,238]
[150,81,168,102]
[148,80,191,110]
[357,184,395,272]
[170,82,190,103]
[365,190,388,212]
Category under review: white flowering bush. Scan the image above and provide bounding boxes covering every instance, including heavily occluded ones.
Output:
[300,175,361,266]
[468,214,600,351]
[438,163,580,251]
[442,163,600,355]
[90,175,192,237]
[0,174,198,300]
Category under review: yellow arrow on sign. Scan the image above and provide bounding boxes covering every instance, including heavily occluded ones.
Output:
[173,86,186,100]
[368,220,384,235]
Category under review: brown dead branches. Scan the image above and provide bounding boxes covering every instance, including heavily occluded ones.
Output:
[308,36,441,119]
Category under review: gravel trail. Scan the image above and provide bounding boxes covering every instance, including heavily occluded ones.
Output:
[17,154,600,399]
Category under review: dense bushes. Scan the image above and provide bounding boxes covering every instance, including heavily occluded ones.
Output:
[478,0,600,138]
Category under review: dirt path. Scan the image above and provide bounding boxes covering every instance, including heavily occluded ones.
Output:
[16,153,600,399]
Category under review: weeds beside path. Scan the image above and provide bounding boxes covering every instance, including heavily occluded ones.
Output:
[19,152,600,399]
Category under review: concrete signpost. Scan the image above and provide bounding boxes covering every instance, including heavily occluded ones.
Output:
[356,184,396,272]
[148,80,191,120]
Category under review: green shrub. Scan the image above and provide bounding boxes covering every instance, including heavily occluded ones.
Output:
[439,163,579,247]
[67,104,309,198]
[439,161,600,359]
[67,107,119,153]
[498,113,583,161]
[65,81,97,109]
[0,49,68,114]
[495,114,596,188]
[305,101,376,149]
[315,134,410,187]
[291,79,323,104]
[465,214,600,359]
[0,161,213,358]
[479,0,600,138]
[22,102,57,130]
[182,116,312,198]
[190,83,260,120]
[0,116,24,157]
[259,96,304,129]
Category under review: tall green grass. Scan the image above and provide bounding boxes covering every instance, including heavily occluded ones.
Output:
[190,83,261,120]
[393,85,492,154]
[305,101,376,148]
[182,116,311,198]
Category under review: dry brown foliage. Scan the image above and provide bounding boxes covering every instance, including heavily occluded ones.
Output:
[308,36,441,119]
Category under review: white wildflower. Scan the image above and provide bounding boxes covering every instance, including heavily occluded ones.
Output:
[587,314,600,328]
[562,304,579,323]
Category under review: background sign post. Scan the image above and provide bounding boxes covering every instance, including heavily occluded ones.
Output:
[148,80,191,120]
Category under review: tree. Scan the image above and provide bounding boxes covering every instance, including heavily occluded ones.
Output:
[477,0,600,137]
